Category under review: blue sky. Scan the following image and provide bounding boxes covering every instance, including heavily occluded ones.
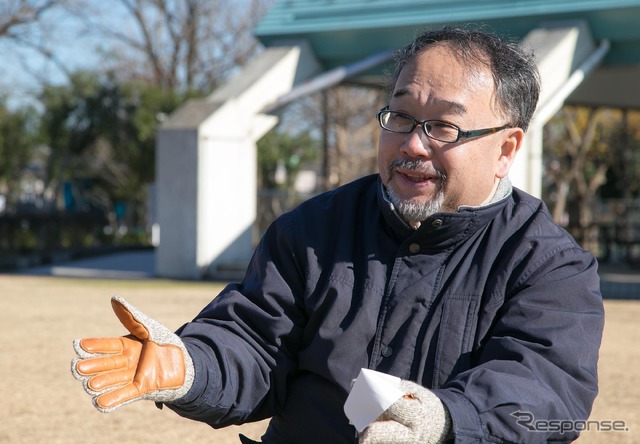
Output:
[0,3,129,110]
[0,0,263,111]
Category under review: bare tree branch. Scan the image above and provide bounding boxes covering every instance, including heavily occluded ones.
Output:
[66,0,272,92]
[0,0,60,37]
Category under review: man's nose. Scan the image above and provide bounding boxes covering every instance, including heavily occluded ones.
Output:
[400,127,434,158]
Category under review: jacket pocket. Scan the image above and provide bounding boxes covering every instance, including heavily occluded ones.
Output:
[432,295,479,388]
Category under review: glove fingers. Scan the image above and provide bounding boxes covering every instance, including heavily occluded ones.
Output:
[359,421,413,444]
[87,368,136,392]
[74,353,130,377]
[73,337,124,359]
[95,382,143,410]
[385,396,421,428]
[112,296,150,340]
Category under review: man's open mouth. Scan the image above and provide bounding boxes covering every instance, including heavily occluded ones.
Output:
[398,170,436,183]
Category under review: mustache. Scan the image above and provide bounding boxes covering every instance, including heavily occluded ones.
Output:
[388,159,446,181]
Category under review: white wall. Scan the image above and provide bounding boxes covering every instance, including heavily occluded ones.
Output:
[155,42,321,279]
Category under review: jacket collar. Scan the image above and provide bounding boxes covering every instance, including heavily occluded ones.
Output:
[377,176,512,250]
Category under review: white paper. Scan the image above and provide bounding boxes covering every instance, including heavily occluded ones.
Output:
[343,368,404,433]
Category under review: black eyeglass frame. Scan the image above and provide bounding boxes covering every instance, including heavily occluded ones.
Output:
[376,106,511,143]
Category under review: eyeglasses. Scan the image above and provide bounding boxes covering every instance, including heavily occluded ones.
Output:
[376,106,510,143]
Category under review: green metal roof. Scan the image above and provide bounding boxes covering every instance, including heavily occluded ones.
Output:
[255,0,640,72]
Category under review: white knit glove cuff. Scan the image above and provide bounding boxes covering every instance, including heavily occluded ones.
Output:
[359,380,452,444]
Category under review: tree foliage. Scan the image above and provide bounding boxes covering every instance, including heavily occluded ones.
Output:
[543,105,640,252]
[38,71,186,231]
[257,129,319,189]
[276,85,383,191]
[0,0,272,248]
[599,109,640,200]
[0,99,37,205]
[320,86,382,189]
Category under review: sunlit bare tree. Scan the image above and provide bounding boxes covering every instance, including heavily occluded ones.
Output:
[0,0,73,87]
[71,0,273,92]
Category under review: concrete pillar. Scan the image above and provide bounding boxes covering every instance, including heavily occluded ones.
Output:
[510,21,598,197]
[155,42,321,279]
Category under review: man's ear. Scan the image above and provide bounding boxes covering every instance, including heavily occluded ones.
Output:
[496,128,524,178]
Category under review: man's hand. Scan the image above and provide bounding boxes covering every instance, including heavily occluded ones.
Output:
[71,296,194,412]
[359,380,452,444]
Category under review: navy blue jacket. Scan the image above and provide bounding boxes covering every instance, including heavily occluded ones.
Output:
[168,174,603,443]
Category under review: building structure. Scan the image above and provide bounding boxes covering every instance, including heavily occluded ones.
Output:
[155,0,640,279]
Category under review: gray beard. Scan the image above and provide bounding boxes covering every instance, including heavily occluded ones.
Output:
[385,159,446,225]
[386,184,446,225]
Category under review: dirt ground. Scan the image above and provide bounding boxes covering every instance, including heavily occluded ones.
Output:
[0,274,637,443]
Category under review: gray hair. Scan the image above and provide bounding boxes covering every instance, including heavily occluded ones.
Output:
[386,26,541,132]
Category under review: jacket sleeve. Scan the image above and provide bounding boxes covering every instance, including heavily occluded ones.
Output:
[433,244,604,443]
[164,212,307,428]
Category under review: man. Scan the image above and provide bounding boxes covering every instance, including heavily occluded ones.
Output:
[72,27,604,443]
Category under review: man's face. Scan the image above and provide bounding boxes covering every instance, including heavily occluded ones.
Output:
[378,43,521,223]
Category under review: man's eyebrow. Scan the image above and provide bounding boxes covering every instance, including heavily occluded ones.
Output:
[440,100,467,116]
[391,89,467,115]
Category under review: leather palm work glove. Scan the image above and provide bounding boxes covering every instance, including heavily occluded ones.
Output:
[71,296,194,413]
[359,380,452,444]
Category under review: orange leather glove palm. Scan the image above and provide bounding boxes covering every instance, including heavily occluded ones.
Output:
[71,296,194,412]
